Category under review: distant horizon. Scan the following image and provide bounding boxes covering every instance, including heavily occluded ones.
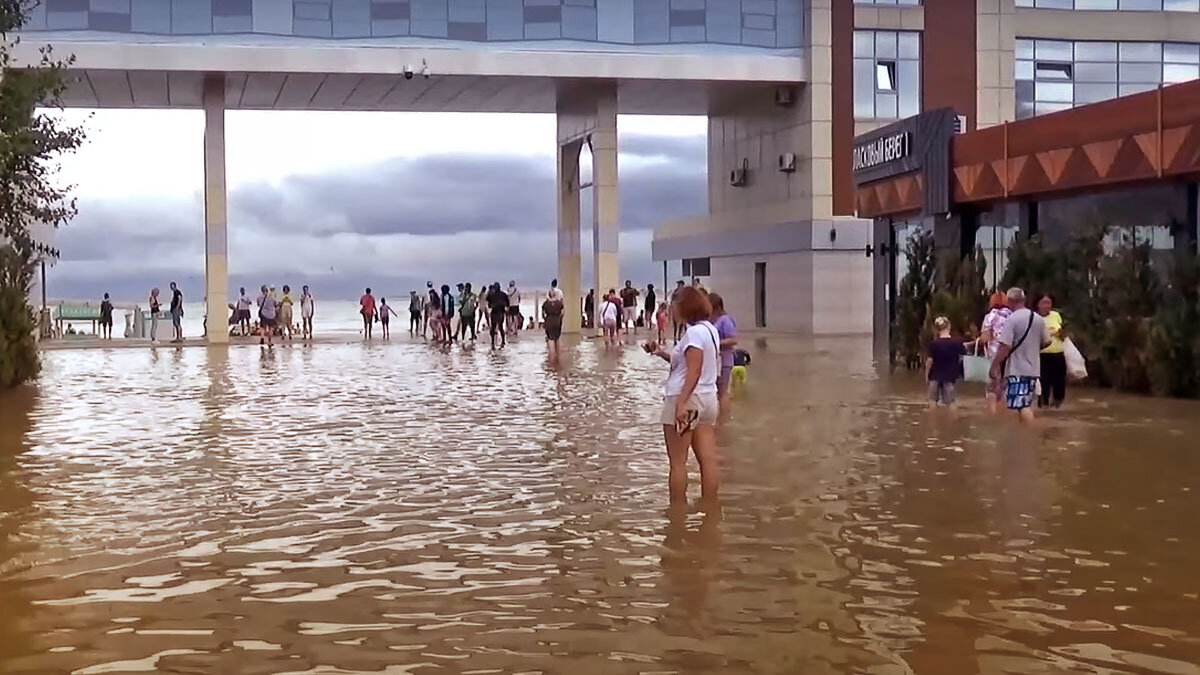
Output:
[43,109,705,309]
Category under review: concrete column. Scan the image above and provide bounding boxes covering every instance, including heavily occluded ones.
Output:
[203,74,229,344]
[591,89,620,331]
[557,139,583,333]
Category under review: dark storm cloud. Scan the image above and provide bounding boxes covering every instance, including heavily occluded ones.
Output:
[618,132,708,165]
[229,131,704,237]
[60,201,199,262]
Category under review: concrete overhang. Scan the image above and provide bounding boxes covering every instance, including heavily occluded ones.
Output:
[11,35,808,114]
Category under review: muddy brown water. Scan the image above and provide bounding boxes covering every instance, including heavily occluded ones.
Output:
[1,335,1198,674]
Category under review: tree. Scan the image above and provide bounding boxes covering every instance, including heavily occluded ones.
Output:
[0,1,85,388]
[894,229,936,369]
[1147,246,1200,398]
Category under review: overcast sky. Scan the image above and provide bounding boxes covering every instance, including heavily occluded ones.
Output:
[44,110,706,302]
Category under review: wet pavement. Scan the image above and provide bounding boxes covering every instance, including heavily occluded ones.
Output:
[1,334,1198,674]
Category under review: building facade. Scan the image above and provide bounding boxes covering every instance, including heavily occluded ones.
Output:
[652,0,1200,335]
[18,1,1200,340]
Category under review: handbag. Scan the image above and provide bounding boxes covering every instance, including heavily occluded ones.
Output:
[963,340,992,383]
[1064,338,1088,380]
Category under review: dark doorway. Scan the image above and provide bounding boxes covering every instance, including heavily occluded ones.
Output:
[754,262,766,328]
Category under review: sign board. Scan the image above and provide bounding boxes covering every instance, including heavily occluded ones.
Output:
[850,108,958,217]
[852,132,911,172]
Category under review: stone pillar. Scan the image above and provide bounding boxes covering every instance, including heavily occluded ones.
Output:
[976,0,1016,130]
[557,139,583,333]
[556,82,619,334]
[203,74,229,344]
[591,90,620,333]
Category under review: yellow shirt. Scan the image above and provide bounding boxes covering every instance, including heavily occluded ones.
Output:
[1041,310,1064,354]
[280,293,294,307]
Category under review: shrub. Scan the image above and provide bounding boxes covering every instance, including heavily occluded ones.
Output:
[894,230,936,369]
[1147,247,1200,398]
[0,245,37,388]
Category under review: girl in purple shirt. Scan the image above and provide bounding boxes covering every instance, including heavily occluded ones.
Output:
[708,293,739,426]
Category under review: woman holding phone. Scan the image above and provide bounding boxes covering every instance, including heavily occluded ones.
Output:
[643,286,721,507]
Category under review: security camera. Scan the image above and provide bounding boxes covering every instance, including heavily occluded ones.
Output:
[403,64,414,80]
[421,59,430,79]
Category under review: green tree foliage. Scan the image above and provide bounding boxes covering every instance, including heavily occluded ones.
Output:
[894,230,988,369]
[0,243,35,387]
[1147,247,1200,397]
[0,1,85,388]
[1095,231,1159,392]
[999,215,1200,397]
[894,229,935,369]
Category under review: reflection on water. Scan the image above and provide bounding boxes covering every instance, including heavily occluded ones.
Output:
[1,335,1198,673]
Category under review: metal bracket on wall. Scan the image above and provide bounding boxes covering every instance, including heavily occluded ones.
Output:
[864,243,892,258]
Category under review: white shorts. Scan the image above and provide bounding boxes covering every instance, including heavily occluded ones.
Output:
[661,393,719,427]
[623,306,637,322]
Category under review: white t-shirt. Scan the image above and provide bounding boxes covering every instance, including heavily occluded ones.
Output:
[547,287,564,302]
[600,299,620,325]
[508,286,520,305]
[236,296,252,311]
[665,321,720,396]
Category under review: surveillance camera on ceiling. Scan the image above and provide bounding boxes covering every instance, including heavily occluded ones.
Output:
[403,64,414,80]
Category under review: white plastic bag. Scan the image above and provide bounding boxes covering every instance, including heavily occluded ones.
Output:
[963,341,991,383]
[1064,338,1088,380]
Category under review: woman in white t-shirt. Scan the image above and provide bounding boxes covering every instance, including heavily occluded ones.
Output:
[642,286,721,506]
[600,289,621,347]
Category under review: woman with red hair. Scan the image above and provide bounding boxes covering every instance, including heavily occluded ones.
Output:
[979,290,1013,413]
[643,286,722,507]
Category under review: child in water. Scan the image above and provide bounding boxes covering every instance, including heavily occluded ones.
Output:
[926,316,967,408]
[731,348,751,389]
[379,298,398,339]
[655,302,669,343]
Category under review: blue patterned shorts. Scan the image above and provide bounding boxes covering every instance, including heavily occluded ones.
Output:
[1006,376,1038,411]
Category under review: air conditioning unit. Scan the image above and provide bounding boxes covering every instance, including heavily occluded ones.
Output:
[954,114,969,134]
[778,152,797,173]
[774,86,796,107]
[730,167,748,186]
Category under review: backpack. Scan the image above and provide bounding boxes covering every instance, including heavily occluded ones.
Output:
[734,349,751,367]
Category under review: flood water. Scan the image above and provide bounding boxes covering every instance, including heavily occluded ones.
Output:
[1,335,1198,674]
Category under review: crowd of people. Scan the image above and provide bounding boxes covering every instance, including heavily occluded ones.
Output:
[355,280,534,349]
[925,286,1074,423]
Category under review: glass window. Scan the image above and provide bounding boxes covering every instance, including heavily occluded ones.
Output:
[853,30,920,120]
[1164,63,1200,82]
[1035,62,1073,79]
[1018,0,1200,8]
[1119,62,1162,82]
[1164,42,1200,63]
[1036,81,1074,101]
[854,30,874,57]
[875,31,897,58]
[1120,42,1162,61]
[1075,62,1117,81]
[1076,82,1119,102]
[1075,41,1117,61]
[854,58,876,117]
[876,61,896,90]
[1036,40,1073,60]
